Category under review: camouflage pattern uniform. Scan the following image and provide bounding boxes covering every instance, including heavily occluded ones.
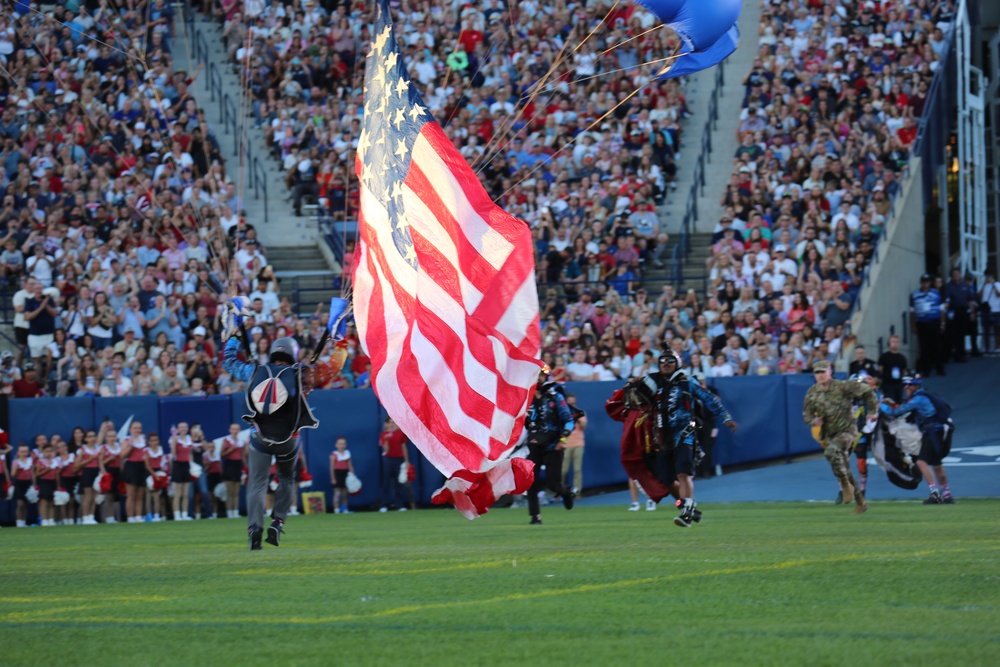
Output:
[803,377,878,505]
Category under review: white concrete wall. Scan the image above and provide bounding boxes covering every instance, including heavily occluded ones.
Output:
[839,158,925,368]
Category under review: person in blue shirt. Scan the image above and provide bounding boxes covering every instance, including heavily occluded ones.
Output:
[910,273,946,377]
[220,296,346,550]
[880,375,953,504]
[650,350,737,527]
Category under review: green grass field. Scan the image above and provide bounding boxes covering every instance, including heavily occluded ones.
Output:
[3,501,999,667]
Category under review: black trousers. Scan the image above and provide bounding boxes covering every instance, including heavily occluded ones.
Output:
[915,320,945,375]
[293,182,319,214]
[526,440,566,517]
[946,315,968,362]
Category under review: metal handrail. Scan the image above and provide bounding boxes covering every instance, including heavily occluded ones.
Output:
[251,156,269,223]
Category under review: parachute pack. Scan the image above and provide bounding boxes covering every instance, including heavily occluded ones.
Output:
[921,390,953,425]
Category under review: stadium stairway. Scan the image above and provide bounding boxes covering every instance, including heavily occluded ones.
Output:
[173,8,326,252]
[652,3,760,293]
[267,246,340,314]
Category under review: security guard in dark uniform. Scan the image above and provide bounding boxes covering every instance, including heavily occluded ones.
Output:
[523,365,575,525]
[910,273,946,376]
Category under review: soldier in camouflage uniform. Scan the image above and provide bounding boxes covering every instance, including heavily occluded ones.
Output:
[802,360,879,514]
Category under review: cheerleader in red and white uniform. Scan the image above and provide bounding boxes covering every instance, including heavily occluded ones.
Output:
[169,422,194,521]
[75,429,102,524]
[12,444,35,527]
[205,437,223,519]
[120,420,148,523]
[329,437,354,514]
[219,423,245,519]
[144,433,168,522]
[98,424,122,524]
[34,442,59,526]
[57,440,79,525]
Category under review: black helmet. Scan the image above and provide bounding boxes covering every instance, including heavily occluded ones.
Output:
[269,337,299,364]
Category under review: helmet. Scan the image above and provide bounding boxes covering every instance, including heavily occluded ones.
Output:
[902,374,922,386]
[269,337,299,364]
[658,350,681,367]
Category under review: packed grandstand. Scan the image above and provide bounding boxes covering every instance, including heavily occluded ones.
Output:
[1,0,956,401]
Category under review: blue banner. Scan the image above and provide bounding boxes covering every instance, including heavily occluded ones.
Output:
[93,396,160,441]
[564,382,630,489]
[157,396,234,454]
[711,376,787,465]
[785,374,821,457]
[303,389,382,509]
[9,397,94,448]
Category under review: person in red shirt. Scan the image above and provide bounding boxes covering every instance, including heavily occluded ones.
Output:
[379,417,410,512]
[57,439,79,525]
[98,424,123,524]
[169,422,194,521]
[33,441,58,527]
[120,420,148,523]
[220,423,246,520]
[12,444,35,527]
[12,364,44,398]
[144,433,169,522]
[75,429,102,525]
[205,435,224,518]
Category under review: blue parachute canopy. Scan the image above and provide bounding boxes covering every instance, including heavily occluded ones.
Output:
[633,0,742,51]
[659,24,740,81]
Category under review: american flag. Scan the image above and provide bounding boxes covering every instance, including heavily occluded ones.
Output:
[353,0,541,519]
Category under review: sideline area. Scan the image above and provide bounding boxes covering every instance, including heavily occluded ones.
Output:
[582,358,1000,506]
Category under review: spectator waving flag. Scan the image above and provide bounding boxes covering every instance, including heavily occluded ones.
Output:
[353,0,542,519]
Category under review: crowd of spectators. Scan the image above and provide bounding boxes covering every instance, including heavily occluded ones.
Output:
[0,0,956,399]
[527,0,953,383]
[0,0,375,398]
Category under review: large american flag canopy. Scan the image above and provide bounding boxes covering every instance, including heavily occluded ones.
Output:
[353,0,542,518]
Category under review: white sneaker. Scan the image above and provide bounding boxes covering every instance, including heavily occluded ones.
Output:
[16,520,26,527]
[105,517,117,524]
[398,507,408,511]
[628,502,640,511]
[646,500,657,511]
[379,507,388,513]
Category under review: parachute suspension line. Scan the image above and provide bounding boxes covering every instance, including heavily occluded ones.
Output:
[472,26,578,169]
[600,25,664,56]
[17,3,145,61]
[496,50,685,204]
[474,1,620,176]
[546,51,689,90]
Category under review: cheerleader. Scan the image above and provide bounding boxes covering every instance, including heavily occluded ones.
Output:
[205,436,223,518]
[189,424,213,519]
[144,433,168,522]
[98,424,122,524]
[75,429,102,524]
[12,444,35,527]
[219,423,245,519]
[57,440,79,525]
[169,422,194,521]
[120,421,148,523]
[33,442,59,526]
[329,437,354,514]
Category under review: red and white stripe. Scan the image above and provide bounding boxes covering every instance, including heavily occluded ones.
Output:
[354,123,541,518]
